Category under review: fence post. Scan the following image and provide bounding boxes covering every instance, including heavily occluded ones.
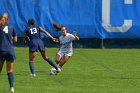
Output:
[101,38,105,48]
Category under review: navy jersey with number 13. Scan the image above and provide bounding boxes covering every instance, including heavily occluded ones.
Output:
[25,25,40,40]
[25,25,45,52]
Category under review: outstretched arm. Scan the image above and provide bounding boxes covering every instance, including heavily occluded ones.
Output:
[39,26,58,42]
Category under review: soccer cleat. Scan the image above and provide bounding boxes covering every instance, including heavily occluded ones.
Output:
[55,67,61,75]
[10,87,14,92]
[30,74,36,77]
[56,67,61,73]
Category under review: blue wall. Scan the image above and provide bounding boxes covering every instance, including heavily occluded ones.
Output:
[0,0,139,38]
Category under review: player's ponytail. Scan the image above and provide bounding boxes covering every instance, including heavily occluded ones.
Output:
[53,23,61,32]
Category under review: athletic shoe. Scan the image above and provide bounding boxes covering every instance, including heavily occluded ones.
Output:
[10,87,14,92]
[56,67,61,73]
[30,74,36,77]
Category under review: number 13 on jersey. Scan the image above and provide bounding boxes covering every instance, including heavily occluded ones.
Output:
[30,28,37,34]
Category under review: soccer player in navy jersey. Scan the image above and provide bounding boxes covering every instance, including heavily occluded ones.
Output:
[0,13,17,92]
[50,24,79,75]
[23,19,61,76]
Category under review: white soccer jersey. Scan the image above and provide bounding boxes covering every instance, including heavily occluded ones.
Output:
[59,33,75,52]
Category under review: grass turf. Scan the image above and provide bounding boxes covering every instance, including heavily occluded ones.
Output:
[0,48,140,93]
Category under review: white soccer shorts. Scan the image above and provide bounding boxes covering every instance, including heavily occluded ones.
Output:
[57,50,73,57]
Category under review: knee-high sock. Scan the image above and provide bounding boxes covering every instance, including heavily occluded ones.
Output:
[8,72,14,88]
[29,61,35,74]
[46,58,58,69]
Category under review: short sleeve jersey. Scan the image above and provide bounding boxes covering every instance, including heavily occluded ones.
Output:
[25,25,40,40]
[59,33,75,52]
[0,24,17,51]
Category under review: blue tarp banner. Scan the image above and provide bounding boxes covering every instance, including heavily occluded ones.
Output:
[0,0,139,38]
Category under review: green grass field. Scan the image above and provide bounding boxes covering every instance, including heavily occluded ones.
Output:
[1,48,140,93]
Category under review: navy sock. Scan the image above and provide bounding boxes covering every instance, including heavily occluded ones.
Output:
[47,58,58,69]
[8,72,14,88]
[29,61,35,74]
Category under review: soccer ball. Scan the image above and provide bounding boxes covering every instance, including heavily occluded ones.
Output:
[49,68,57,75]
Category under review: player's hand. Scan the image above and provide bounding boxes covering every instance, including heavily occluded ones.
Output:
[52,38,59,43]
[73,31,79,40]
[73,31,77,36]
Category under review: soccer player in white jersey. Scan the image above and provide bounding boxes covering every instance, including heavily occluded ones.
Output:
[50,25,79,75]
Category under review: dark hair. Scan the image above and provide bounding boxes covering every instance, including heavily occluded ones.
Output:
[28,18,35,25]
[53,23,67,32]
[53,23,61,31]
[61,26,66,29]
[60,26,67,30]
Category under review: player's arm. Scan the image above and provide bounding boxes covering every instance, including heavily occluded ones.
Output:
[23,30,27,43]
[12,29,17,43]
[39,26,58,42]
[13,36,17,43]
[73,31,79,41]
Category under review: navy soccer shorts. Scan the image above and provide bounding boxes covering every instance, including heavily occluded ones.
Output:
[29,39,45,52]
[0,51,16,61]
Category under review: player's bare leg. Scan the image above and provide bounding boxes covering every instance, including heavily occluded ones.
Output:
[6,61,14,92]
[29,51,37,61]
[29,51,37,76]
[0,60,4,74]
[40,50,49,59]
[6,61,14,73]
[59,56,70,68]
[55,54,62,64]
